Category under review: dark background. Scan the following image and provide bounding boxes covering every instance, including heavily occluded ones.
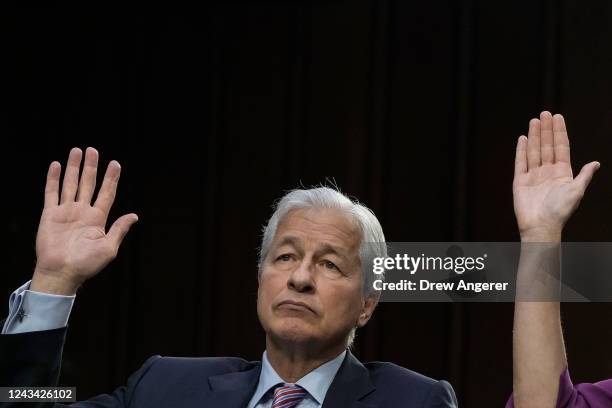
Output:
[3,1,612,407]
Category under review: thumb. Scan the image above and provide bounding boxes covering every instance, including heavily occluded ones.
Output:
[107,213,139,249]
[573,161,600,193]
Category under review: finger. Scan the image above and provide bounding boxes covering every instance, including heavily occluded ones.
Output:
[60,148,83,204]
[573,161,600,193]
[527,118,541,169]
[44,161,61,208]
[106,213,139,251]
[94,161,122,216]
[540,111,554,164]
[553,114,571,164]
[77,147,99,204]
[514,135,528,176]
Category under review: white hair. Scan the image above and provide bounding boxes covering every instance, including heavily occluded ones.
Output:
[257,186,388,347]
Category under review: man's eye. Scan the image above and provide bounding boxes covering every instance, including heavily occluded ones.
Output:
[277,254,293,262]
[323,260,339,271]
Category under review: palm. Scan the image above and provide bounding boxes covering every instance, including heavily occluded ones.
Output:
[512,112,598,237]
[37,204,109,280]
[34,147,138,287]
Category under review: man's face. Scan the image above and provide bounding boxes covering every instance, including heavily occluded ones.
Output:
[257,207,377,350]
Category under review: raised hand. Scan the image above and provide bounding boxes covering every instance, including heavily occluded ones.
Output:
[513,111,599,241]
[511,112,599,407]
[30,147,138,295]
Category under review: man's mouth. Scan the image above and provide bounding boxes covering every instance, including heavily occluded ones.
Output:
[277,300,316,314]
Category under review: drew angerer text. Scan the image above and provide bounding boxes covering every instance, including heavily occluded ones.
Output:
[373,279,509,293]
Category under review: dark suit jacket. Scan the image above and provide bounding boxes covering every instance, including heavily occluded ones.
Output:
[0,326,458,407]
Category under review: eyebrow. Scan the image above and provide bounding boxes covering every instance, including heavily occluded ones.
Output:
[276,236,302,252]
[275,235,350,263]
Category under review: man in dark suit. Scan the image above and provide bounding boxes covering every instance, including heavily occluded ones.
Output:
[1,147,457,407]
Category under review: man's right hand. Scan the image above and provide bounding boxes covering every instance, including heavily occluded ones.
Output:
[30,147,138,295]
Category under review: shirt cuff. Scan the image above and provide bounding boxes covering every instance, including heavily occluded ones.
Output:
[2,279,76,334]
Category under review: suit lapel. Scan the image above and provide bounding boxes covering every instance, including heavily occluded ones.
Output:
[322,350,376,408]
[205,362,262,408]
[202,351,375,408]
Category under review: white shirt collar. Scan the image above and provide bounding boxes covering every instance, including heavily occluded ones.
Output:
[247,349,347,407]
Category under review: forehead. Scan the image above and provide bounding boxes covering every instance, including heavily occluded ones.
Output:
[274,208,362,251]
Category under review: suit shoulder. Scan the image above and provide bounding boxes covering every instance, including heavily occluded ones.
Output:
[363,361,457,406]
[364,361,457,407]
[363,360,439,387]
[149,355,257,376]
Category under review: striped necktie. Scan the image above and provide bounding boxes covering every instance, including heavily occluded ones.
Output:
[271,383,308,408]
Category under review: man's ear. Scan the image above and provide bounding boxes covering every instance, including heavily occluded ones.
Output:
[357,291,380,328]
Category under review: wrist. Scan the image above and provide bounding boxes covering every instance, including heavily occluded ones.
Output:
[520,227,562,243]
[31,267,81,295]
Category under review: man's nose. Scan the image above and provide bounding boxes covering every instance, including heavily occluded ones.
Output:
[287,259,315,293]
